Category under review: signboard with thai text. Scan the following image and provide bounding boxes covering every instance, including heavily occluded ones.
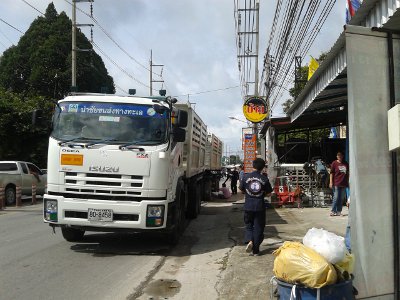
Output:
[242,96,269,123]
[243,133,256,173]
[242,127,253,150]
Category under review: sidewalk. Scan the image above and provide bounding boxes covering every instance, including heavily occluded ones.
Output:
[216,192,348,299]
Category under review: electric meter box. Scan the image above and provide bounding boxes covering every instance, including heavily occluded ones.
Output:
[388,104,400,151]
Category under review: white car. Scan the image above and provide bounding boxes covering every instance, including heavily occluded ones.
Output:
[0,161,47,205]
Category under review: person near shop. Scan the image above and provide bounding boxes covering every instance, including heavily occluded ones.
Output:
[230,168,240,195]
[239,165,245,182]
[329,151,349,216]
[239,158,273,256]
[212,183,232,199]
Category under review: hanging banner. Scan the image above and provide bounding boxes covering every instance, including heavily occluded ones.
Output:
[243,96,269,123]
[243,133,256,173]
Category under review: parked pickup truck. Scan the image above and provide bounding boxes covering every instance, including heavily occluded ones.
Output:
[0,161,47,205]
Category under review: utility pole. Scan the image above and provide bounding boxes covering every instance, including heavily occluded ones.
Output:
[237,0,260,97]
[149,50,164,96]
[71,0,94,92]
[254,0,260,96]
[72,0,77,90]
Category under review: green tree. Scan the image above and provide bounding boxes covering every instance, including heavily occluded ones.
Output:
[282,53,327,113]
[0,88,53,166]
[0,2,115,97]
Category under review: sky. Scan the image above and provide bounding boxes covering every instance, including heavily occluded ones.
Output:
[0,0,346,156]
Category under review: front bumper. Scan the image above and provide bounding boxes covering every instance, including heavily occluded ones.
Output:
[43,194,169,230]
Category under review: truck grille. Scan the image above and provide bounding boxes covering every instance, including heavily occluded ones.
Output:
[48,191,166,202]
[65,172,143,188]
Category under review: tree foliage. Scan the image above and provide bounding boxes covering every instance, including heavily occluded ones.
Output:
[0,2,115,97]
[281,53,327,114]
[0,88,53,167]
[0,3,116,167]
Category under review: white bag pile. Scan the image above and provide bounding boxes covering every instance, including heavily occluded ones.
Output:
[303,227,347,264]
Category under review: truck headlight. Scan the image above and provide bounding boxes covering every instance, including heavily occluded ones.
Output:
[146,205,164,227]
[44,199,58,222]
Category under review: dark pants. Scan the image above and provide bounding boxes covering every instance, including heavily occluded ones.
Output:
[244,210,266,254]
[231,181,237,194]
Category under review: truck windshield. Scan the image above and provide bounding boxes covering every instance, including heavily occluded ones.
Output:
[51,102,169,145]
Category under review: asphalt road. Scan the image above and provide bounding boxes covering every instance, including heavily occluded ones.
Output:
[0,201,170,300]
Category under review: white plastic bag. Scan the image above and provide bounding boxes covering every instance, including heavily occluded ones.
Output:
[303,227,346,264]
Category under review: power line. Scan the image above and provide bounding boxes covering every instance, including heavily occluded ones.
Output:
[92,41,152,90]
[0,27,15,46]
[21,0,44,15]
[172,85,240,97]
[260,0,338,112]
[0,18,24,34]
[63,0,162,78]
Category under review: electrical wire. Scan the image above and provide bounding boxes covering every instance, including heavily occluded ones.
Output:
[21,0,44,15]
[260,0,338,112]
[92,41,152,90]
[0,18,24,34]
[172,85,240,97]
[62,0,162,79]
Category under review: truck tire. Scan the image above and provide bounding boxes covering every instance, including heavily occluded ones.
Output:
[203,179,212,202]
[5,186,16,206]
[167,189,186,245]
[61,227,85,242]
[186,184,200,219]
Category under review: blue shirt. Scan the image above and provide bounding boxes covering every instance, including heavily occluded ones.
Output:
[240,170,273,211]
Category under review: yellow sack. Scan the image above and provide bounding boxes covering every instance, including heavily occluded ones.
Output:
[334,251,355,280]
[273,241,337,288]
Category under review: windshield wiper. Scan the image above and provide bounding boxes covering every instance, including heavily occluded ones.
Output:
[119,141,146,151]
[58,136,107,147]
[86,138,118,148]
[58,136,82,146]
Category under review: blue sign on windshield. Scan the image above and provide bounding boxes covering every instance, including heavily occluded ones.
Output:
[60,102,164,118]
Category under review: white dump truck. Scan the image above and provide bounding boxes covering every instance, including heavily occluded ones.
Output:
[38,94,222,244]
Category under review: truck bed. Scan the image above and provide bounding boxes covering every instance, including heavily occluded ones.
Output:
[175,103,208,178]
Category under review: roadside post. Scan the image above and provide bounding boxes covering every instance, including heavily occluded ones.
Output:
[32,183,37,205]
[16,185,22,207]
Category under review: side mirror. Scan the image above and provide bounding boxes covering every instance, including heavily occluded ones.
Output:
[32,109,43,126]
[153,104,168,114]
[176,110,188,127]
[172,127,186,142]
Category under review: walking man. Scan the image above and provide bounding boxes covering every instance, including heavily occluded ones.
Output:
[329,151,349,216]
[230,168,239,194]
[239,158,273,256]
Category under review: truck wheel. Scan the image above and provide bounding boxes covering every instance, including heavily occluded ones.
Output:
[186,184,200,219]
[167,191,186,245]
[5,186,16,206]
[61,227,85,242]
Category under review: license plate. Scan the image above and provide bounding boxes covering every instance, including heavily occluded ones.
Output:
[88,208,113,222]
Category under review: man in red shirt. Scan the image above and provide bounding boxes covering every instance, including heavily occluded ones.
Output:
[329,151,349,216]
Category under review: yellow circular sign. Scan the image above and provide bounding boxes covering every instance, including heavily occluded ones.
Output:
[243,97,269,123]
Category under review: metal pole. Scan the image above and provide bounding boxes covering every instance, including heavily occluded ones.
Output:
[254,1,260,96]
[150,50,153,96]
[72,0,77,89]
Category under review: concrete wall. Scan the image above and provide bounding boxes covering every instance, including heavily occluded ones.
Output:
[346,25,395,299]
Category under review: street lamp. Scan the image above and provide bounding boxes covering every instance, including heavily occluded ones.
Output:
[228,116,248,124]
